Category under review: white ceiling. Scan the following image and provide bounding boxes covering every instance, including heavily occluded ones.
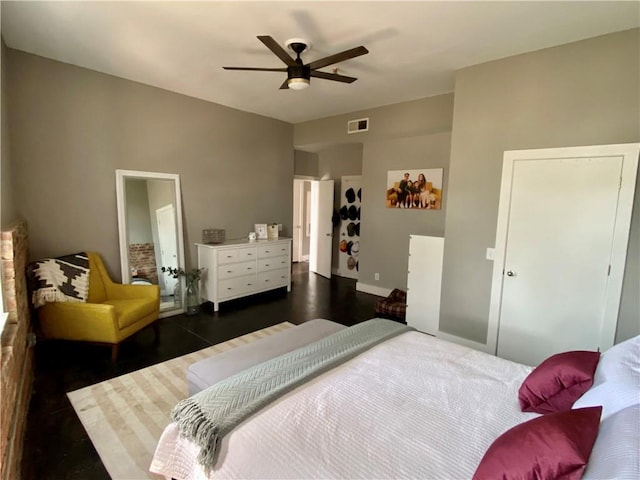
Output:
[2,1,638,124]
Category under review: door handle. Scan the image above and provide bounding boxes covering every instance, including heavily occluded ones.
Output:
[506,271,516,277]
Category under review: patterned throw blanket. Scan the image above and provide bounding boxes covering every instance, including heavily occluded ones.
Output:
[29,252,90,308]
[171,318,413,472]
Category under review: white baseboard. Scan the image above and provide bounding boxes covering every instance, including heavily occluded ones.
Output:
[356,282,392,297]
[435,330,493,354]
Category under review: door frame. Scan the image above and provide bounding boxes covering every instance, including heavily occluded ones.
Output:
[292,179,304,262]
[292,176,314,263]
[487,143,639,355]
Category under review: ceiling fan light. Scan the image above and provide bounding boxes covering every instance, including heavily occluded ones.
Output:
[288,78,309,90]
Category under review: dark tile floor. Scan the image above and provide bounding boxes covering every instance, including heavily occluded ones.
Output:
[21,263,379,479]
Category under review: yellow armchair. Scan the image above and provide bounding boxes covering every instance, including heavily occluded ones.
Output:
[37,252,160,361]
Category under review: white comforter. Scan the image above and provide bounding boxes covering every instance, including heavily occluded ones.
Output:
[151,331,537,479]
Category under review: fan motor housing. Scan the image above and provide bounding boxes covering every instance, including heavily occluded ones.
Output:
[288,64,310,81]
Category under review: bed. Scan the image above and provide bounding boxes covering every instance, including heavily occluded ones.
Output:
[150,319,639,480]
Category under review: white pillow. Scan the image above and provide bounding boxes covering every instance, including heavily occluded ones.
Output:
[582,404,639,480]
[593,335,639,386]
[573,381,640,420]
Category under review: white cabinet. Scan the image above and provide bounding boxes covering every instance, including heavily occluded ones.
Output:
[406,235,444,335]
[197,238,292,312]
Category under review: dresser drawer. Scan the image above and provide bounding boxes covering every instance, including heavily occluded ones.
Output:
[258,244,290,259]
[218,275,257,299]
[257,268,289,289]
[257,256,289,272]
[218,247,257,265]
[218,260,256,279]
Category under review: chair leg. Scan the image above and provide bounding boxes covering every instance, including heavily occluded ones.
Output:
[111,344,119,363]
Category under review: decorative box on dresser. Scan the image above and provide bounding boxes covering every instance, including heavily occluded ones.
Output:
[196,238,292,312]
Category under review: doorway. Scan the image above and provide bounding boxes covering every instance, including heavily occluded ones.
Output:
[487,144,639,366]
[292,179,311,263]
[292,178,335,279]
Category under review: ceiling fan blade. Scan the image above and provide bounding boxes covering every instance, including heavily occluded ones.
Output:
[279,79,290,90]
[307,46,368,70]
[310,71,357,83]
[223,67,287,72]
[257,35,296,67]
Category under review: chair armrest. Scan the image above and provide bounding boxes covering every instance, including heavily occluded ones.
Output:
[106,283,160,300]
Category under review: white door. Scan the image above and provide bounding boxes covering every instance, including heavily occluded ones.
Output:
[406,235,444,335]
[309,180,334,278]
[156,204,178,294]
[489,144,639,366]
[337,176,362,279]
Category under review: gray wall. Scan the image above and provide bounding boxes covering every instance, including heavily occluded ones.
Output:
[295,94,455,289]
[294,150,319,177]
[361,132,451,289]
[441,28,640,344]
[7,49,293,279]
[1,40,16,228]
[125,179,153,244]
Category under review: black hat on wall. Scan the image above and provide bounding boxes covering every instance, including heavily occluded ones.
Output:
[345,188,356,203]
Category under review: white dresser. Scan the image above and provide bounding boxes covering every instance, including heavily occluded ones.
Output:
[196,238,292,312]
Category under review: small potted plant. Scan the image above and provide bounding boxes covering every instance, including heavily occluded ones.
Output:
[161,266,204,315]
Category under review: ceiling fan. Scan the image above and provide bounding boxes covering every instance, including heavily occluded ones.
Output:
[223,36,369,90]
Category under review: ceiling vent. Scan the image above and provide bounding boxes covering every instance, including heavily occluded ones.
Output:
[347,118,369,134]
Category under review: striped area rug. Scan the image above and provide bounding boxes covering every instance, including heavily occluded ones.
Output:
[67,322,294,480]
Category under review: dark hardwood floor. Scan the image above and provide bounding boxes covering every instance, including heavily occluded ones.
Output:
[21,263,379,479]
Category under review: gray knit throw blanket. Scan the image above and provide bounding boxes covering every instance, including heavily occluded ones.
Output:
[171,318,413,472]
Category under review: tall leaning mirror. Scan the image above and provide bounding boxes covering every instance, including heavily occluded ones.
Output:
[116,169,186,318]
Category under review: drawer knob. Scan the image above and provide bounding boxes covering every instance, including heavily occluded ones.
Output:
[265,264,270,267]
[265,279,270,282]
[227,270,232,273]
[265,250,270,253]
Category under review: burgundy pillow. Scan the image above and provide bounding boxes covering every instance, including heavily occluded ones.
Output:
[518,350,600,414]
[473,406,602,480]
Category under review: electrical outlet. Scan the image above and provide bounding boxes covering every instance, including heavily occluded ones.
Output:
[278,224,282,231]
[374,273,380,281]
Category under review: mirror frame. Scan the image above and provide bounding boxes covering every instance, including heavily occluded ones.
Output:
[115,169,186,318]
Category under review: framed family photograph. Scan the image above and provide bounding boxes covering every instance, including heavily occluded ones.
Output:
[386,168,443,210]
